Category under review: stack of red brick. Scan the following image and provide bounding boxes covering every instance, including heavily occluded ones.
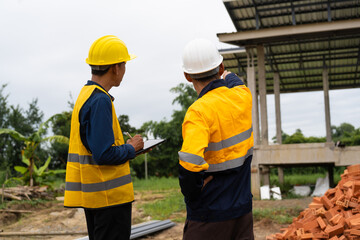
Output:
[266,164,360,240]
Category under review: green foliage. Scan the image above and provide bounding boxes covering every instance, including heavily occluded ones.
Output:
[48,111,72,169]
[139,83,197,177]
[273,129,326,144]
[0,114,69,186]
[118,114,137,135]
[13,156,66,186]
[273,123,360,146]
[332,123,360,146]
[0,85,45,179]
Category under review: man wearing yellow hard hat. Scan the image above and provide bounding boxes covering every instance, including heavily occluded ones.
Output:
[178,38,254,239]
[64,35,144,240]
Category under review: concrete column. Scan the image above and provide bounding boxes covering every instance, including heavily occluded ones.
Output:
[256,45,268,145]
[260,165,270,186]
[246,47,260,199]
[274,72,284,185]
[274,72,282,144]
[322,67,332,143]
[278,167,284,185]
[246,48,260,145]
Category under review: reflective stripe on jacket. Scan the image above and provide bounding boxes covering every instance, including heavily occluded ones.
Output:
[64,85,134,209]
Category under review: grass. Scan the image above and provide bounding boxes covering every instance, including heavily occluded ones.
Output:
[253,206,303,224]
[133,177,179,191]
[133,177,186,222]
[0,199,48,210]
[141,191,186,222]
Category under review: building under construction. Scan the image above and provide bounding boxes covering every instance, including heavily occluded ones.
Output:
[217,0,360,198]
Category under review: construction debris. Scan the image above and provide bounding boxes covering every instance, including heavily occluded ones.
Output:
[267,164,360,240]
[0,186,52,201]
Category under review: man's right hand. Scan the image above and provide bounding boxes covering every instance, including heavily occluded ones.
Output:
[127,134,144,152]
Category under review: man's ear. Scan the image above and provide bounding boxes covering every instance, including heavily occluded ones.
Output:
[184,72,193,83]
[218,63,224,77]
[111,64,118,75]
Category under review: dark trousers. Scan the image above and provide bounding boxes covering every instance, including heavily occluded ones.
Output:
[84,203,132,240]
[183,211,254,240]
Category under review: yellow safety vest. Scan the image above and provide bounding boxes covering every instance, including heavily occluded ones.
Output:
[64,85,134,209]
[179,84,253,173]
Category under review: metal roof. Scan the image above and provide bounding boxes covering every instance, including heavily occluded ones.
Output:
[218,0,360,94]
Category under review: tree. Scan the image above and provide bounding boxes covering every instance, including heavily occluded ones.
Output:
[138,83,197,177]
[118,114,137,135]
[48,111,72,169]
[331,122,360,146]
[0,85,45,177]
[0,114,69,186]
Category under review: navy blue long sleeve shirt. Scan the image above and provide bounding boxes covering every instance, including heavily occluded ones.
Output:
[79,81,135,165]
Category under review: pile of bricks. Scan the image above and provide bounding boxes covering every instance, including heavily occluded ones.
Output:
[266,164,360,240]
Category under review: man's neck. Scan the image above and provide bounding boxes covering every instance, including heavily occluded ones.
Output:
[91,75,112,92]
[192,75,219,95]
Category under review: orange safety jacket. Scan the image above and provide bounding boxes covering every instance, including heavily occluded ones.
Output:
[178,73,253,222]
[64,84,134,209]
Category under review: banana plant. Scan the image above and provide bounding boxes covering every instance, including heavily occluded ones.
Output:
[14,155,66,186]
[0,114,69,186]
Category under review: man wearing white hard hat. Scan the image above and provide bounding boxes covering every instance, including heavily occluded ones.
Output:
[64,35,144,240]
[178,38,254,239]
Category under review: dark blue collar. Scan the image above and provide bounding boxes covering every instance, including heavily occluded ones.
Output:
[198,79,226,99]
[86,80,114,101]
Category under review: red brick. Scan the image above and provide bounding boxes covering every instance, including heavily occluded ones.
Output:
[324,224,344,237]
[317,217,327,230]
[344,181,354,189]
[322,195,335,210]
[347,164,360,173]
[343,210,354,219]
[330,214,343,225]
[303,219,319,232]
[310,202,324,210]
[313,232,329,239]
[301,233,314,239]
[351,229,360,236]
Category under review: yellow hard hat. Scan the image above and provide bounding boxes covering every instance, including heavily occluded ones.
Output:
[86,35,136,65]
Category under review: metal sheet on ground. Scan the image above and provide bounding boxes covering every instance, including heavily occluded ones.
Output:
[76,220,176,240]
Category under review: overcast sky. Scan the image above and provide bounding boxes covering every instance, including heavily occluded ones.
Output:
[1,0,359,141]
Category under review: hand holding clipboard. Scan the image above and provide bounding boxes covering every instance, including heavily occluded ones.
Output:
[125,132,165,155]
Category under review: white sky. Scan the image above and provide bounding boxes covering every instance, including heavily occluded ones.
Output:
[1,0,359,141]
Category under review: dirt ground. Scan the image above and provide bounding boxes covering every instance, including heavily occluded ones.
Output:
[0,195,313,240]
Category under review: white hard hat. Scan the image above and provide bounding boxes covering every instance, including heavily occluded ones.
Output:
[182,38,223,75]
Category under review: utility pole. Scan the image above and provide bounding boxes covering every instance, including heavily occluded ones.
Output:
[145,153,148,180]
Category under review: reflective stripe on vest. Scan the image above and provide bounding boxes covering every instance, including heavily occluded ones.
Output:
[66,174,131,192]
[204,127,253,153]
[179,127,253,172]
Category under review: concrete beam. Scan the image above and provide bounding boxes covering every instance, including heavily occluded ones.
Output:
[218,19,360,46]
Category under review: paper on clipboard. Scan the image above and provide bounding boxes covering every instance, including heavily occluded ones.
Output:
[135,139,166,155]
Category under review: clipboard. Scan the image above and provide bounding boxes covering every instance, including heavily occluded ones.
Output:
[135,139,166,155]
